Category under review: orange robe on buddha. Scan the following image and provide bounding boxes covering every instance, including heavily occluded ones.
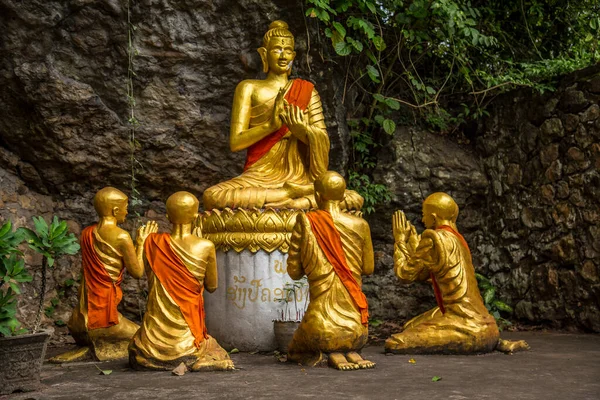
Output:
[203,79,363,211]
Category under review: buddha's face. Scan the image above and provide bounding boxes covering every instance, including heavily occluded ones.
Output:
[264,37,295,74]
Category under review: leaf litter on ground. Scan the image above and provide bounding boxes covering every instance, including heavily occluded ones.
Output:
[94,365,112,375]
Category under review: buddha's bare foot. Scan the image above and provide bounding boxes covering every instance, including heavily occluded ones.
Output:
[496,339,530,354]
[265,197,311,210]
[283,182,313,198]
[328,352,359,371]
[346,351,376,369]
[192,359,235,372]
[48,346,90,363]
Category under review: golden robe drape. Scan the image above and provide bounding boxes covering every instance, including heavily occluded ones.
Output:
[286,213,369,359]
[128,237,229,370]
[386,229,499,354]
[67,228,139,361]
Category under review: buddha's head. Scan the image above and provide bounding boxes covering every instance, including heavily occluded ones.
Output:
[315,171,346,208]
[258,20,296,75]
[166,191,199,225]
[422,192,459,229]
[93,187,129,223]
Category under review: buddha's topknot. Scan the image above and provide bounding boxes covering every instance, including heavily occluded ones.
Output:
[262,20,294,47]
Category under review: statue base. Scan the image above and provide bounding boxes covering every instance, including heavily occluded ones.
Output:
[204,249,306,351]
[199,207,359,351]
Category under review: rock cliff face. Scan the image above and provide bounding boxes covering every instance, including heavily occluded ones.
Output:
[0,0,598,334]
[367,66,600,332]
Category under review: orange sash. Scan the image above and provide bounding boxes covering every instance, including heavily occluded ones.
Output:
[144,233,208,348]
[244,79,315,170]
[81,225,124,330]
[430,225,472,314]
[306,210,369,325]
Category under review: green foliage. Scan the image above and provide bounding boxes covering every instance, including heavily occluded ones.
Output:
[0,221,30,336]
[19,216,80,333]
[20,216,80,268]
[307,0,599,208]
[476,273,513,330]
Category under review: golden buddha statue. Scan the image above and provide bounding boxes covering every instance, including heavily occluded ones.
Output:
[51,187,157,363]
[286,171,375,370]
[202,20,363,211]
[385,192,528,354]
[128,191,234,371]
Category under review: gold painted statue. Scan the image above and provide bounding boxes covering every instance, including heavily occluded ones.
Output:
[202,20,362,211]
[129,192,234,371]
[51,187,157,363]
[385,192,528,354]
[286,171,375,370]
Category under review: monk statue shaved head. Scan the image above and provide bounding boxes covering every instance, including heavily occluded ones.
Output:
[286,171,376,370]
[314,171,346,203]
[166,191,199,224]
[93,187,128,219]
[51,187,158,363]
[422,192,459,227]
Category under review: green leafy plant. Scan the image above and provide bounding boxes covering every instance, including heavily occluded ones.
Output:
[0,222,30,336]
[305,0,599,210]
[476,272,513,330]
[0,221,32,336]
[20,216,80,333]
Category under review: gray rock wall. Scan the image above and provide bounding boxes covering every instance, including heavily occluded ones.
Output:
[476,67,600,331]
[367,66,600,332]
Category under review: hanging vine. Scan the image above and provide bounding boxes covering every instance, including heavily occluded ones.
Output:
[126,0,142,215]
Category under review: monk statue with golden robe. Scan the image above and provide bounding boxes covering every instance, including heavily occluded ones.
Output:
[286,171,375,370]
[202,20,362,211]
[385,192,528,354]
[51,187,157,363]
[129,191,234,371]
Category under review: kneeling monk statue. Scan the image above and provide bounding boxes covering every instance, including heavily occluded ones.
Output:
[51,187,156,363]
[385,192,528,354]
[286,171,375,370]
[129,191,234,371]
[202,20,362,211]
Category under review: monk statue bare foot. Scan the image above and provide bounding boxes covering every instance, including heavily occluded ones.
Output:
[192,359,235,372]
[328,353,359,371]
[346,351,376,369]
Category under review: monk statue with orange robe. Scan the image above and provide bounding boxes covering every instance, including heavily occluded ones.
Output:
[385,192,529,354]
[286,171,375,370]
[51,187,157,363]
[128,191,234,371]
[202,20,362,211]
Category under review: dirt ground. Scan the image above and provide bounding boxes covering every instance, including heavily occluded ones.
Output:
[4,331,600,400]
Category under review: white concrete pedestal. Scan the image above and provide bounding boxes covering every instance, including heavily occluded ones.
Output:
[204,249,307,351]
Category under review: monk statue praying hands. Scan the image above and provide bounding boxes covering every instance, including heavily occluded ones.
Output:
[51,187,157,363]
[385,193,528,354]
[286,171,375,370]
[129,192,234,371]
[203,20,363,211]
